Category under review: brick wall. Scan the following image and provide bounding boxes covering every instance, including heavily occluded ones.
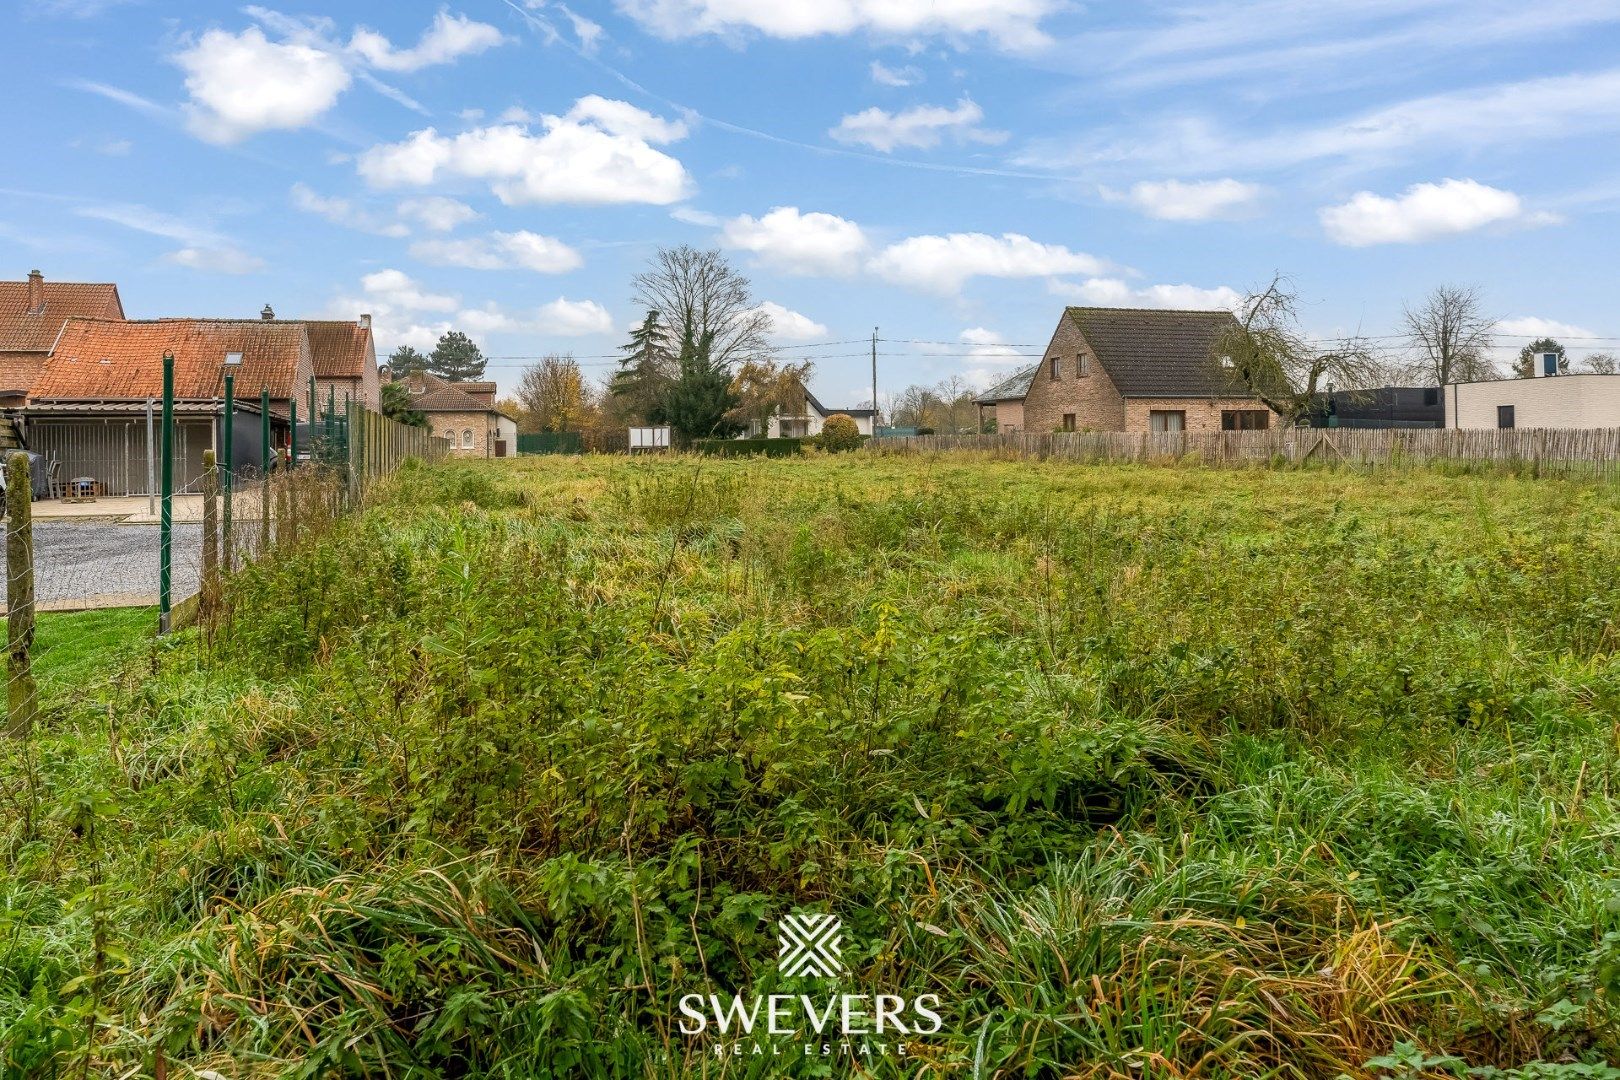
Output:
[1124,397,1275,433]
[1020,315,1127,432]
[991,399,1025,432]
[430,410,496,456]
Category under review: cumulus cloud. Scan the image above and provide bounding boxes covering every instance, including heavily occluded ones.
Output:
[870,233,1110,294]
[613,0,1060,51]
[1048,277,1243,311]
[348,11,505,72]
[396,195,480,232]
[721,206,869,275]
[356,96,692,205]
[360,268,459,313]
[408,230,583,273]
[460,298,614,335]
[163,246,266,274]
[830,98,1005,153]
[959,326,1026,365]
[175,27,351,143]
[290,182,411,236]
[870,61,922,87]
[756,301,829,342]
[1319,178,1538,246]
[171,10,505,143]
[1495,316,1597,341]
[1115,178,1264,221]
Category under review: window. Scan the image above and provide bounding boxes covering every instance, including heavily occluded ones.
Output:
[1221,409,1270,431]
[1423,388,1439,407]
[1077,353,1090,376]
[1049,356,1061,380]
[1149,410,1186,433]
[443,428,455,443]
[462,429,475,448]
[1061,413,1076,431]
[1497,405,1515,429]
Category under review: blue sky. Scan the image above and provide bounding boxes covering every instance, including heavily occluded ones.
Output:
[8,0,1620,405]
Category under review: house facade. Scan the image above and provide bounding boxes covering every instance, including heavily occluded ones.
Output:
[23,318,313,494]
[397,371,519,457]
[1302,386,1444,429]
[1010,307,1270,434]
[974,365,1038,433]
[1447,374,1620,430]
[753,378,876,437]
[0,270,125,403]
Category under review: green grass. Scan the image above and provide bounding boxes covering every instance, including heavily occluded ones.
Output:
[3,454,1620,1079]
[33,608,154,698]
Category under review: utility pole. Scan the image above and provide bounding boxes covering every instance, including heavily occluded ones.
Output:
[871,327,879,436]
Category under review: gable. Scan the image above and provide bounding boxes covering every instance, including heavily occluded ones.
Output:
[1066,307,1242,397]
[0,280,124,353]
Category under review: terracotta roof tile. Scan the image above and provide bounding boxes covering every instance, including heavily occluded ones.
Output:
[0,279,123,353]
[34,319,312,406]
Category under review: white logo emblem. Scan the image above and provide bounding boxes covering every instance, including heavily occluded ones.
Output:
[777,914,845,978]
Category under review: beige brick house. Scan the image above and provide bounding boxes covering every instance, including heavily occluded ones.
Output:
[1009,307,1273,434]
[396,371,519,457]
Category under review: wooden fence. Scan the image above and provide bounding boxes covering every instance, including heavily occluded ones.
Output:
[869,427,1620,479]
[345,403,450,494]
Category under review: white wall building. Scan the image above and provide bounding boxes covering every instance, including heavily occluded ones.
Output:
[1447,374,1620,430]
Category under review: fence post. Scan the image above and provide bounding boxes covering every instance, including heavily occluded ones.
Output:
[6,452,36,739]
[201,449,219,623]
[223,374,234,573]
[259,390,272,557]
[159,352,174,635]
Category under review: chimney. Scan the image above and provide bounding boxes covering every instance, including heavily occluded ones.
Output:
[26,269,44,315]
[260,303,275,320]
[358,313,371,330]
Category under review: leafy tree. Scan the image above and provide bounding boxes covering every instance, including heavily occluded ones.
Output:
[1402,284,1497,384]
[816,413,862,452]
[1215,274,1385,421]
[727,357,815,436]
[516,354,594,433]
[1580,352,1619,374]
[380,380,426,427]
[663,313,740,445]
[609,310,674,424]
[428,331,486,382]
[387,344,429,377]
[1512,337,1568,378]
[890,384,944,430]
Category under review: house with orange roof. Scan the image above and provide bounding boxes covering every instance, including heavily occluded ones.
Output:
[22,317,314,495]
[0,270,125,404]
[390,369,518,457]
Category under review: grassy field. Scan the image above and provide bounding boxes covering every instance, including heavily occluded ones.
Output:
[3,454,1620,1079]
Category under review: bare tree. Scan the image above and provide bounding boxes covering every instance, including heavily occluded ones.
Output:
[516,354,594,432]
[1579,352,1620,374]
[891,383,943,430]
[936,374,973,433]
[1402,284,1497,385]
[1215,275,1387,421]
[632,246,773,372]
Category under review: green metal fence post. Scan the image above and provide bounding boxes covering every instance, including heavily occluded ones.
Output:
[223,373,234,572]
[159,352,174,634]
[260,388,271,555]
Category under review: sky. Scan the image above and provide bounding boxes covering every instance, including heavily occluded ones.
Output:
[8,0,1620,407]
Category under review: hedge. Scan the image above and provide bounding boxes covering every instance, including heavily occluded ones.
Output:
[692,437,804,457]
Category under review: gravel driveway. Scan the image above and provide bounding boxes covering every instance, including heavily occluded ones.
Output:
[1,521,203,608]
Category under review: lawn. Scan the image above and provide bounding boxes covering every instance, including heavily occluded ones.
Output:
[3,453,1619,1079]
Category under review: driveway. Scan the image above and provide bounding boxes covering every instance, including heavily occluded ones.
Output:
[0,520,203,610]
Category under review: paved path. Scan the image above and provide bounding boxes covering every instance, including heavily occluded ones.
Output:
[1,521,203,609]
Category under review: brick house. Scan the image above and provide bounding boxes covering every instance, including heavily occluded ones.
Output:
[1013,307,1273,434]
[23,317,314,494]
[0,270,125,404]
[974,364,1039,433]
[395,371,519,457]
[252,305,381,410]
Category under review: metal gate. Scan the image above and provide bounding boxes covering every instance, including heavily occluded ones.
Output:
[27,418,215,496]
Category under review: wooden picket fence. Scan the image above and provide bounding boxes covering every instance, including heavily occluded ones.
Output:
[869,427,1620,480]
[345,403,450,496]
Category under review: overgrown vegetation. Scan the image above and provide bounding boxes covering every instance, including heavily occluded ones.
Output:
[4,455,1620,1078]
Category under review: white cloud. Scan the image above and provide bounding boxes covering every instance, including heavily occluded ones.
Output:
[174,26,351,143]
[721,206,869,276]
[556,3,606,53]
[870,233,1110,294]
[361,268,459,314]
[163,246,265,274]
[1116,178,1263,221]
[1320,178,1535,246]
[356,97,692,205]
[409,230,583,273]
[1048,277,1243,311]
[830,98,1005,153]
[958,327,1025,367]
[348,11,505,72]
[460,298,614,336]
[613,0,1060,51]
[396,195,480,232]
[870,61,922,87]
[756,301,829,342]
[290,182,410,237]
[671,206,722,227]
[1495,316,1597,341]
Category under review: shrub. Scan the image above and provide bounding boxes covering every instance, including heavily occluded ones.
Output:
[692,437,803,458]
[816,413,863,452]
